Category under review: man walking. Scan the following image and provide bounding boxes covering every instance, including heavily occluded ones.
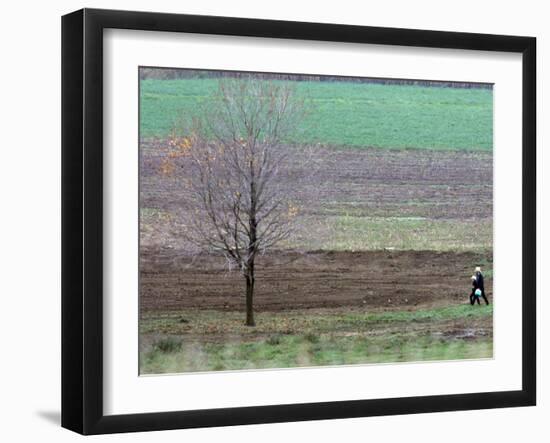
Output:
[474,266,489,305]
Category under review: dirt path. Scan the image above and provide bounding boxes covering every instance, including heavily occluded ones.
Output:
[140,249,492,313]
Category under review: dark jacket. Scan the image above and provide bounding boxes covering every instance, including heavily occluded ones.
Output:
[476,272,485,291]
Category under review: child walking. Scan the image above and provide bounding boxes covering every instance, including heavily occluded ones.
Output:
[469,276,482,305]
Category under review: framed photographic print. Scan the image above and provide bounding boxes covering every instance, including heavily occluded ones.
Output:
[61,8,536,435]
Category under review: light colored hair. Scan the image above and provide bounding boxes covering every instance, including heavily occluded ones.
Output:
[475,266,481,272]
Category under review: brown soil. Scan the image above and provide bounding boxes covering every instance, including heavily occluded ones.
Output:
[140,249,492,313]
[139,142,493,251]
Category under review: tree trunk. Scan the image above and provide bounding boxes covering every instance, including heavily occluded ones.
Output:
[245,163,258,327]
[245,266,255,326]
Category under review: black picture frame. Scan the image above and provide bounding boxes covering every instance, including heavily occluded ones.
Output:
[61,8,536,435]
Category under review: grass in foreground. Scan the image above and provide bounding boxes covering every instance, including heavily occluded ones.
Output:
[140,78,493,150]
[141,334,493,374]
[140,304,493,374]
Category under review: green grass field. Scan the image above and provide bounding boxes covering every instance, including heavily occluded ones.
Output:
[285,215,493,252]
[140,305,493,374]
[140,78,493,151]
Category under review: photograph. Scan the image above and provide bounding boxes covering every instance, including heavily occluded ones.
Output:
[138,67,494,375]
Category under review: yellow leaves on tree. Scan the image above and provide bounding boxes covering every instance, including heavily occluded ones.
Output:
[287,203,299,219]
[160,133,193,176]
[159,159,175,176]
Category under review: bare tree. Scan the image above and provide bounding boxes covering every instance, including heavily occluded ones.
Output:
[166,78,308,326]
